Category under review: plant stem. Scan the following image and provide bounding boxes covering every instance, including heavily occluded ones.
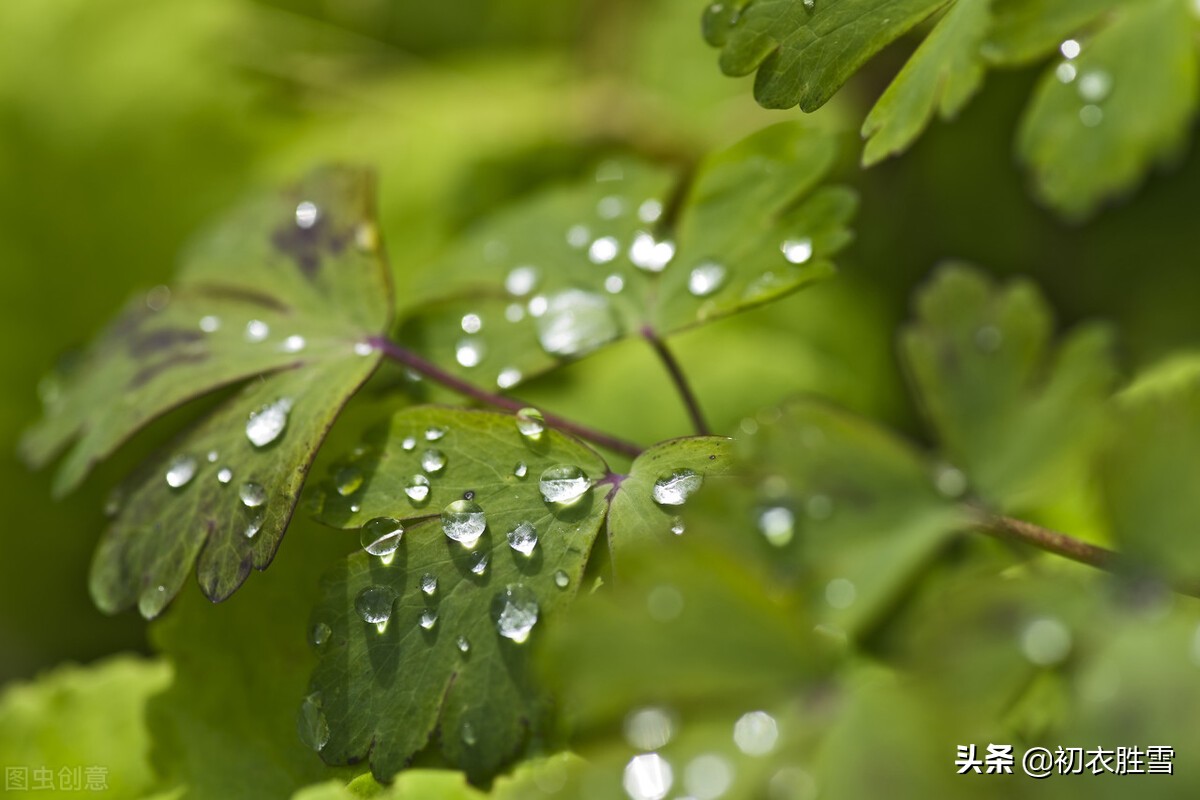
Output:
[368,337,644,460]
[641,326,710,435]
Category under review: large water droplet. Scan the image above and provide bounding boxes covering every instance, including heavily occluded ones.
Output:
[442,499,487,548]
[335,466,363,496]
[355,585,397,625]
[405,474,431,504]
[506,521,538,556]
[652,469,702,506]
[687,262,727,297]
[629,231,676,272]
[419,608,438,631]
[494,584,540,644]
[360,517,404,557]
[539,464,591,505]
[516,407,545,440]
[245,397,293,447]
[421,449,447,474]
[165,455,197,488]
[733,710,779,756]
[535,289,620,357]
[421,573,438,597]
[297,692,330,751]
[240,482,267,508]
[295,201,319,229]
[505,266,540,296]
[623,753,673,800]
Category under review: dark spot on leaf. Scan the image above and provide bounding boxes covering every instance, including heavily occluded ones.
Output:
[129,353,210,388]
[271,215,351,279]
[463,490,475,500]
[193,284,293,314]
[129,328,205,357]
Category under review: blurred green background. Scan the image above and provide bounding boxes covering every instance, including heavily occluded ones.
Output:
[2,0,1198,685]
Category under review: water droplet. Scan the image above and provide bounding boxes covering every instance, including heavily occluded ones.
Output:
[456,338,485,368]
[1078,69,1112,102]
[505,303,526,322]
[421,573,438,596]
[781,238,813,264]
[825,578,856,609]
[624,707,675,750]
[669,517,685,535]
[494,584,540,643]
[360,517,404,557]
[282,335,306,353]
[566,224,591,248]
[1056,62,1077,83]
[757,506,794,547]
[506,521,538,556]
[199,315,220,333]
[516,407,545,440]
[461,721,478,746]
[295,201,319,229]
[442,499,487,548]
[687,262,728,297]
[421,449,447,474]
[297,692,330,751]
[470,551,490,576]
[539,464,591,505]
[734,710,779,756]
[513,461,528,479]
[802,0,815,8]
[458,313,483,335]
[354,585,397,625]
[419,608,438,630]
[598,195,626,219]
[145,285,171,311]
[1079,104,1103,127]
[239,482,267,508]
[623,753,673,800]
[246,397,294,447]
[425,426,447,442]
[1060,39,1081,60]
[401,436,417,451]
[497,367,522,388]
[652,469,702,506]
[405,474,431,504]
[685,754,734,800]
[457,635,471,654]
[596,160,624,182]
[353,341,374,356]
[504,266,540,297]
[138,585,168,619]
[629,232,676,272]
[769,767,819,800]
[1021,617,1072,666]
[165,455,197,488]
[933,464,967,498]
[244,508,265,539]
[310,622,331,648]
[604,273,625,293]
[528,294,549,317]
[554,570,570,589]
[335,466,363,496]
[206,450,219,463]
[638,198,663,223]
[588,236,619,264]
[536,289,619,357]
[245,320,269,343]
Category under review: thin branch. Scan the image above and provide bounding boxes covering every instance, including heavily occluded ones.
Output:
[641,326,710,435]
[368,337,644,460]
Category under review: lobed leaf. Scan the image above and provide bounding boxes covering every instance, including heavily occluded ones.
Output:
[21,166,392,617]
[395,123,854,392]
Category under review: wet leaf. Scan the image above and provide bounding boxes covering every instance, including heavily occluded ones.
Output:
[983,0,1122,64]
[308,407,611,782]
[21,166,392,616]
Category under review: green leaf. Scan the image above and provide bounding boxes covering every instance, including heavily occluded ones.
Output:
[0,655,173,799]
[983,0,1123,64]
[900,264,1116,514]
[1016,0,1198,216]
[701,0,950,110]
[20,166,392,616]
[861,0,993,166]
[606,435,735,563]
[308,407,612,782]
[395,123,854,392]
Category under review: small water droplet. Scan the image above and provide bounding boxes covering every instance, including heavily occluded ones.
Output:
[1079,104,1104,127]
[457,635,471,654]
[206,450,219,463]
[244,508,265,538]
[245,397,294,448]
[1056,62,1077,83]
[145,285,171,311]
[802,0,815,9]
[598,195,626,219]
[825,578,856,609]
[539,464,591,505]
[629,232,675,272]
[310,622,331,648]
[566,224,591,248]
[297,692,330,751]
[355,585,397,625]
[757,506,794,547]
[505,302,526,322]
[460,313,483,334]
[138,584,169,619]
[638,198,663,223]
[505,266,540,296]
[245,320,270,343]
[528,294,549,317]
[536,289,619,357]
[688,262,727,297]
[442,499,487,548]
[588,236,619,264]
[624,707,675,750]
[470,551,490,576]
[461,721,478,746]
[354,341,374,356]
[1021,617,1072,666]
[421,449,447,474]
[239,482,267,508]
[494,584,539,643]
[335,466,363,496]
[295,201,319,229]
[496,367,522,389]
[669,516,685,535]
[360,517,404,557]
[199,315,220,333]
[516,407,545,440]
[405,474,431,504]
[1060,38,1081,60]
[513,461,528,478]
[604,273,625,293]
[934,464,968,497]
[419,608,438,630]
[781,238,813,264]
[506,521,538,556]
[401,436,417,451]
[652,469,702,506]
[165,455,197,489]
[733,710,779,756]
[684,754,734,800]
[425,426,447,441]
[647,584,684,622]
[421,573,438,596]
[456,338,485,368]
[554,570,570,589]
[623,753,673,800]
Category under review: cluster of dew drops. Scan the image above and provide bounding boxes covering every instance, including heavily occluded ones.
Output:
[1054,38,1115,129]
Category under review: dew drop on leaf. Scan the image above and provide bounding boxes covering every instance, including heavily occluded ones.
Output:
[652,469,702,506]
[536,289,620,357]
[165,455,197,489]
[554,570,570,589]
[470,551,490,576]
[1021,617,1072,666]
[629,231,675,272]
[420,573,438,597]
[401,436,416,451]
[505,265,540,296]
[513,461,528,479]
[419,608,438,631]
[199,315,220,333]
[281,334,306,353]
[461,721,478,746]
[310,622,331,648]
[360,517,404,557]
[624,707,675,750]
[495,367,521,389]
[441,499,487,548]
[245,397,293,447]
[684,754,734,800]
[780,238,813,264]
[506,521,538,556]
[597,195,625,219]
[354,585,397,625]
[516,407,545,440]
[623,753,673,800]
[455,338,485,368]
[244,319,269,343]
[239,482,266,508]
[669,516,685,536]
[757,506,794,547]
[405,474,431,504]
[295,201,319,229]
[733,710,779,756]
[425,426,447,441]
[494,584,540,644]
[335,466,364,496]
[587,236,619,264]
[687,262,727,297]
[421,448,447,474]
[297,692,330,752]
[605,273,625,293]
[217,467,233,484]
[638,198,663,223]
[566,224,590,248]
[539,464,591,506]
[457,635,471,654]
[244,508,265,539]
[460,313,483,334]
